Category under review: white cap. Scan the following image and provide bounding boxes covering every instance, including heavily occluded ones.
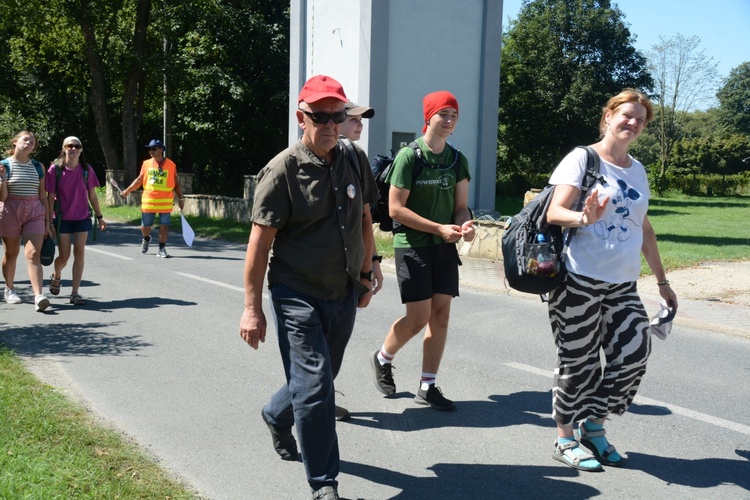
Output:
[649,300,676,340]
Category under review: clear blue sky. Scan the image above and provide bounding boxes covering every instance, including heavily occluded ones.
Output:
[501,0,750,80]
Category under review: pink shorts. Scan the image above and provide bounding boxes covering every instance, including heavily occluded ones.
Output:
[0,195,46,237]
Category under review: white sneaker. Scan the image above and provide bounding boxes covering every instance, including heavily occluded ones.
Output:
[156,247,170,258]
[4,288,22,304]
[35,294,50,312]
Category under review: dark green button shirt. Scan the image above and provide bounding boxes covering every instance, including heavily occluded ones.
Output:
[252,140,378,300]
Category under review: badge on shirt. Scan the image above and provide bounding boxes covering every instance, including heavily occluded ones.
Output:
[346,184,356,199]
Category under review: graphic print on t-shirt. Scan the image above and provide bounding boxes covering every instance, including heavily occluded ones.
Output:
[594,179,642,242]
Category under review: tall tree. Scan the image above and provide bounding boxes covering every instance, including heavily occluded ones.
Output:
[647,34,720,189]
[498,0,652,184]
[716,61,750,137]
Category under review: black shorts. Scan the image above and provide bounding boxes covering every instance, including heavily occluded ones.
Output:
[55,218,93,234]
[394,244,460,303]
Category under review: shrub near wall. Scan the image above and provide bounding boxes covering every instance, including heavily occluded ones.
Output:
[671,173,750,196]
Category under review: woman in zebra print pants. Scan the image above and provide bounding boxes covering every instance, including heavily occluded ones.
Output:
[545,89,678,472]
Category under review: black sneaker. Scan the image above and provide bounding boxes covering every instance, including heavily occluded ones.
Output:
[370,350,395,396]
[415,384,455,411]
[260,409,298,461]
[311,486,339,500]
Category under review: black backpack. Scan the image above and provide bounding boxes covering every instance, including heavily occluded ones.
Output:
[501,146,602,297]
[370,141,460,232]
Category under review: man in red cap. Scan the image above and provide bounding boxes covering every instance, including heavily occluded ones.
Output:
[370,90,475,412]
[239,75,378,500]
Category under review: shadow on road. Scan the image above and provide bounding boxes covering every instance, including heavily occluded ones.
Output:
[344,391,555,431]
[340,460,601,499]
[0,321,151,357]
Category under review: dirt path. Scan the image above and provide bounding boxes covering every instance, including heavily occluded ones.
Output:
[638,261,750,308]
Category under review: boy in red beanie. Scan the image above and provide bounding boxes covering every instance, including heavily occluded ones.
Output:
[370,90,475,411]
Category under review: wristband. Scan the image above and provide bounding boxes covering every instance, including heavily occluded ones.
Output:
[657,280,670,286]
[372,255,382,263]
[96,215,103,219]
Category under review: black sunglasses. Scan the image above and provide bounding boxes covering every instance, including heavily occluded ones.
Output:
[299,109,347,124]
[65,144,82,150]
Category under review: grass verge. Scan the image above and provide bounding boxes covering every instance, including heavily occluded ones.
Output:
[0,346,198,498]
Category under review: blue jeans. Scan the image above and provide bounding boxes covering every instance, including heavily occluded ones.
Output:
[263,282,358,491]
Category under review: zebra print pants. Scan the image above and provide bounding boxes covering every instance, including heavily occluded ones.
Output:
[547,271,651,425]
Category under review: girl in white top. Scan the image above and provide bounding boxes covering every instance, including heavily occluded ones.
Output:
[0,131,53,311]
[545,89,678,472]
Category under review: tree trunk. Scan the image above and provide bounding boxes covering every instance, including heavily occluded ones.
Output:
[121,0,152,180]
[79,1,120,172]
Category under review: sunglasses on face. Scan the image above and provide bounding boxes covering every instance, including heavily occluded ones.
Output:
[299,109,347,124]
[65,144,82,150]
[149,147,161,152]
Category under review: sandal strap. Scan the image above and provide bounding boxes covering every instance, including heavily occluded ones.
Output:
[555,440,597,465]
[557,439,580,452]
[579,425,606,439]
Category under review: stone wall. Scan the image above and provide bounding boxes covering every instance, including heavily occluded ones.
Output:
[105,170,255,224]
[374,219,505,261]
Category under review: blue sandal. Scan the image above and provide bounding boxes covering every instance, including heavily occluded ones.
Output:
[575,424,624,467]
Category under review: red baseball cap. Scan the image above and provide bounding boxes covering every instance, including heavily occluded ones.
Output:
[298,75,347,104]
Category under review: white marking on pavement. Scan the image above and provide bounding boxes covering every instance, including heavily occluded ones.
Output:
[87,247,134,260]
[505,362,750,436]
[176,272,245,292]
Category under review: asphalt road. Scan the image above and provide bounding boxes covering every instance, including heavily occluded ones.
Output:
[1,222,749,499]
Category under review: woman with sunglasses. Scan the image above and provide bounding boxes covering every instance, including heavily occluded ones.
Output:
[45,137,106,306]
[0,130,52,311]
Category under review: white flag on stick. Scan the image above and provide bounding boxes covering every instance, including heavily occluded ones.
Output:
[181,213,195,247]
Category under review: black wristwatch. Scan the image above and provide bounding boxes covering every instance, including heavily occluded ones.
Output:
[372,255,382,263]
[360,271,373,281]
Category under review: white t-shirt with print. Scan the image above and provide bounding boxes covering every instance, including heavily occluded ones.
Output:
[549,147,650,284]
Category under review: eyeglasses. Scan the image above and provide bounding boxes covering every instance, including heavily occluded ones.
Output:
[148,147,161,152]
[65,144,82,150]
[299,109,347,124]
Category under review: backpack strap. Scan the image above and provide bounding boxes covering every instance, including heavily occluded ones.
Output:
[340,138,365,192]
[561,146,602,249]
[1,158,45,179]
[409,142,461,185]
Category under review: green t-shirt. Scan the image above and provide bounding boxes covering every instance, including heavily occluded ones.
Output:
[385,137,470,248]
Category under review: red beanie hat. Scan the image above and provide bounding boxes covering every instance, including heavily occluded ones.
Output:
[422,91,459,132]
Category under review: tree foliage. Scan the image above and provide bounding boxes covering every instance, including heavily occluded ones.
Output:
[717,61,750,137]
[498,0,652,188]
[0,0,288,196]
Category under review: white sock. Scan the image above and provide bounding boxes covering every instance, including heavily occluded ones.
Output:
[420,373,437,390]
[378,346,394,365]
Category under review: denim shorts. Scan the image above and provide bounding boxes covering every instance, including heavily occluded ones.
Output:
[141,212,171,226]
[55,218,93,234]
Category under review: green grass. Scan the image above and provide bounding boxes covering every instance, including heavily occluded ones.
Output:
[644,195,750,273]
[0,347,198,499]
